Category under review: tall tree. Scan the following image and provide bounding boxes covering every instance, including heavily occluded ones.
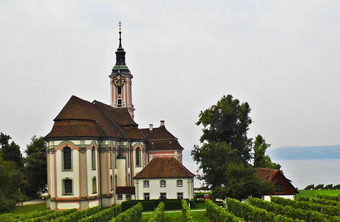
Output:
[253,134,280,169]
[192,95,273,200]
[196,95,252,162]
[0,154,27,212]
[0,132,23,168]
[24,136,47,198]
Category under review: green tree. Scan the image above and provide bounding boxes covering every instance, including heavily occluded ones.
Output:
[24,136,47,198]
[196,95,252,162]
[253,134,280,169]
[0,154,27,212]
[0,132,23,168]
[192,95,274,200]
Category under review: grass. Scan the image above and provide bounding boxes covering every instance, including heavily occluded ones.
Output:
[11,203,47,215]
[297,189,340,198]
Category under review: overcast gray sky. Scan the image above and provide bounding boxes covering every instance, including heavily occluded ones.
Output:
[1,1,340,154]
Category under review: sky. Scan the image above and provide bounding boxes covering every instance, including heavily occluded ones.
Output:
[1,0,340,155]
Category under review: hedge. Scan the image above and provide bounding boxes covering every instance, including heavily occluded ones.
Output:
[317,195,340,202]
[110,203,143,222]
[182,200,195,222]
[298,196,340,207]
[205,199,244,222]
[121,199,194,211]
[23,208,78,222]
[78,204,121,222]
[1,209,55,222]
[271,196,340,217]
[149,202,165,222]
[248,197,326,222]
[50,206,102,222]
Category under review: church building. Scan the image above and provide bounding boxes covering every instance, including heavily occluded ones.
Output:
[45,24,194,210]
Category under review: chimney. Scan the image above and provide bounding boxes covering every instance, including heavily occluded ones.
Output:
[149,124,153,131]
[160,120,165,126]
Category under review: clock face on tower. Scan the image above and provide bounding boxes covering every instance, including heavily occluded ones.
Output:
[113,74,125,87]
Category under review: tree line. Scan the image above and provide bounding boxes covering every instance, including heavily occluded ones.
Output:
[0,133,46,212]
[304,184,340,190]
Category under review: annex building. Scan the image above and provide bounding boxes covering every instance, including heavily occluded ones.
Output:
[45,25,195,210]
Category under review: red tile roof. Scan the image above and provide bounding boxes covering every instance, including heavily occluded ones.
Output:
[45,95,145,140]
[133,157,195,179]
[140,126,184,151]
[256,168,280,182]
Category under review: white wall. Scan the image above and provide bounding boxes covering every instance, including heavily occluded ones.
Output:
[134,178,194,200]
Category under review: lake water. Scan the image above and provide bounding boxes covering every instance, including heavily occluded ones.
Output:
[273,159,340,189]
[183,150,340,189]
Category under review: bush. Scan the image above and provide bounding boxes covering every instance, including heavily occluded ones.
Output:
[314,184,324,190]
[122,199,184,211]
[205,199,244,222]
[149,202,165,222]
[181,200,194,222]
[79,205,121,222]
[324,184,333,190]
[50,206,102,222]
[110,203,142,222]
[304,184,314,190]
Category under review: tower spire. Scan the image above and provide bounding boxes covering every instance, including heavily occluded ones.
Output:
[111,21,130,75]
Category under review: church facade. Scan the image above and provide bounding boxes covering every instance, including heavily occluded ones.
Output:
[45,25,194,210]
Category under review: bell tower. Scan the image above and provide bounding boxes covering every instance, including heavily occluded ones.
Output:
[109,22,135,119]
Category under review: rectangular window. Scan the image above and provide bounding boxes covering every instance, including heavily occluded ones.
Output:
[64,179,72,194]
[63,147,72,170]
[177,192,183,199]
[177,179,183,187]
[91,148,96,170]
[117,194,123,200]
[275,183,284,193]
[144,193,150,200]
[160,192,166,199]
[160,180,166,187]
[92,177,97,194]
[109,151,112,169]
[143,180,149,188]
[126,194,131,200]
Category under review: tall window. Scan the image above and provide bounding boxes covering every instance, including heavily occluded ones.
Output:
[91,147,96,170]
[144,193,150,200]
[63,179,72,194]
[109,149,112,169]
[135,148,141,167]
[118,86,122,95]
[63,147,71,170]
[177,179,183,187]
[143,180,149,188]
[110,175,113,191]
[117,98,122,107]
[160,180,166,187]
[92,177,97,194]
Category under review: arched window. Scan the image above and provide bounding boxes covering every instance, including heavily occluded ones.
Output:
[91,147,96,170]
[63,178,72,194]
[118,86,122,95]
[92,177,97,194]
[117,98,122,107]
[63,147,71,170]
[160,180,166,187]
[177,179,183,187]
[135,147,141,167]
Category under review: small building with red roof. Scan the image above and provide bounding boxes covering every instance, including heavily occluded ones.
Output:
[256,168,298,201]
[133,157,195,200]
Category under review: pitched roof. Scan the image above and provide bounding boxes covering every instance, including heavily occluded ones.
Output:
[256,168,281,182]
[45,95,145,140]
[133,157,195,179]
[140,125,184,151]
